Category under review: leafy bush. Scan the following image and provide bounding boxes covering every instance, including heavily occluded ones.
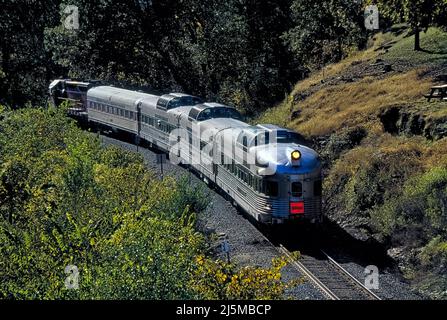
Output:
[0,107,296,299]
[325,138,423,219]
[191,254,302,300]
[372,167,447,243]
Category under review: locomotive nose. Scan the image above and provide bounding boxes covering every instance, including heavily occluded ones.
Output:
[255,144,320,174]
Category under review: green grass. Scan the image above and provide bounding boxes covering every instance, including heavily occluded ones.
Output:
[384,27,447,65]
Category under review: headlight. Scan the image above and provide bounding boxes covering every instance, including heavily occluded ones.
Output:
[291,150,301,161]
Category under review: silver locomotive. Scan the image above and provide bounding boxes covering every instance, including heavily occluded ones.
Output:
[50,80,323,224]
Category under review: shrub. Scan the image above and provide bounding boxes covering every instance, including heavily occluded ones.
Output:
[0,107,296,300]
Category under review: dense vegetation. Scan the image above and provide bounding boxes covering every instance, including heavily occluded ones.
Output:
[0,105,297,299]
[0,0,371,113]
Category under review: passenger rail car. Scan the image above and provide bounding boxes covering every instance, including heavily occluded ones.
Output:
[49,80,323,224]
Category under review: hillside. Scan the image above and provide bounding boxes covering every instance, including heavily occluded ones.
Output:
[257,26,447,299]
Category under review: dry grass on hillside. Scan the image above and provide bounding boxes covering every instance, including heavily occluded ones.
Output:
[256,28,447,139]
[292,69,432,137]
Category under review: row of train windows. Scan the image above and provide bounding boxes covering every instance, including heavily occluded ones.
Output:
[141,115,177,134]
[88,102,176,134]
[220,154,279,197]
[88,101,136,120]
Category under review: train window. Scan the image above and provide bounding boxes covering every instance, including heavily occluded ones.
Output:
[188,108,200,121]
[120,109,124,117]
[197,109,212,121]
[157,98,168,110]
[130,111,134,119]
[125,110,129,118]
[314,180,322,197]
[276,131,306,145]
[265,181,278,197]
[254,132,270,146]
[101,104,105,112]
[226,108,243,121]
[291,182,303,198]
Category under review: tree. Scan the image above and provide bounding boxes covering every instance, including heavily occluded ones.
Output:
[282,0,366,70]
[0,0,61,107]
[373,0,447,51]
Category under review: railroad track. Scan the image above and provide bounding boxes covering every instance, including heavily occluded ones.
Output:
[279,245,381,300]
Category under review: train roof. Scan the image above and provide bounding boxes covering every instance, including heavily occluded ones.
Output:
[88,86,159,109]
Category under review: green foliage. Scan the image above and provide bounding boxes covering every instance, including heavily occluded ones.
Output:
[325,140,423,219]
[1,0,370,113]
[418,236,447,268]
[319,127,367,166]
[372,166,447,241]
[0,107,296,300]
[282,0,366,70]
[0,0,62,106]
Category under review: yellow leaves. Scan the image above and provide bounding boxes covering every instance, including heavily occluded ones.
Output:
[196,255,205,265]
[190,255,300,300]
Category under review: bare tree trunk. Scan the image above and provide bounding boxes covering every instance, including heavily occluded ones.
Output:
[414,10,421,51]
[414,25,421,51]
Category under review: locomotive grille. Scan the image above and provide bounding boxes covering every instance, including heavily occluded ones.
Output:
[304,197,322,219]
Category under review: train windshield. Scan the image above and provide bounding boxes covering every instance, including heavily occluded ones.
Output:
[196,107,243,121]
[275,131,305,145]
[168,96,204,109]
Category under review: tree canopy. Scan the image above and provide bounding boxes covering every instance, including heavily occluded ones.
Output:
[1,0,371,113]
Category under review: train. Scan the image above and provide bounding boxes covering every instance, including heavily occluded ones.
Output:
[49,79,323,224]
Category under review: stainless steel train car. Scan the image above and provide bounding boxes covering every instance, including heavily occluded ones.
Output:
[49,80,323,224]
